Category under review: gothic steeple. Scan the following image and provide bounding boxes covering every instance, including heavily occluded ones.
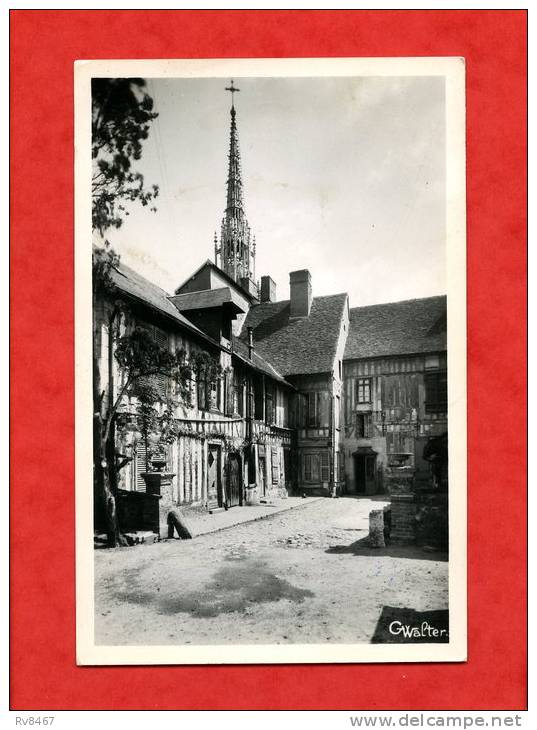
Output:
[215,81,256,288]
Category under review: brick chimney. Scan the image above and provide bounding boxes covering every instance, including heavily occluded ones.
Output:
[260,275,276,303]
[290,269,312,318]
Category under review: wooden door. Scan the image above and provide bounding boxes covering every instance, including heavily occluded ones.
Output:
[354,455,366,494]
[227,453,242,507]
[207,444,222,510]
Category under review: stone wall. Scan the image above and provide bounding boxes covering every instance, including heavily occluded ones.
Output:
[385,466,416,545]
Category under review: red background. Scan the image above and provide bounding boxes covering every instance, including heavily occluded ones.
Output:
[10,10,527,710]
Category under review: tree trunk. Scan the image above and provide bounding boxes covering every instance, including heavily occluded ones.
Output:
[94,415,127,547]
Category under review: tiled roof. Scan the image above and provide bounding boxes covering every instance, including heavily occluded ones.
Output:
[240,294,348,376]
[169,287,246,313]
[344,296,447,360]
[108,260,288,384]
[110,263,208,339]
[231,336,289,385]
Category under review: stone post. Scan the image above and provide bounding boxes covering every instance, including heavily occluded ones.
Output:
[369,509,385,547]
[141,471,176,538]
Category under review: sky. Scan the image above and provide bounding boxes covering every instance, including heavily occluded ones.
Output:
[107,75,446,307]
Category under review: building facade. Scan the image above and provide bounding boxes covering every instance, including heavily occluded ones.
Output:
[93,83,448,535]
[341,297,448,495]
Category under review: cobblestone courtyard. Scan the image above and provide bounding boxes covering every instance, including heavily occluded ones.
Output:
[94,497,448,646]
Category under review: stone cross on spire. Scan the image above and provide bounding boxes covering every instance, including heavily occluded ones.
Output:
[214,79,256,290]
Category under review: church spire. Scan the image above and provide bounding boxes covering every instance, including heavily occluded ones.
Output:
[215,80,256,289]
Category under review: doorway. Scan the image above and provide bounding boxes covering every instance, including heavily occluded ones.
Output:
[226,452,242,507]
[207,444,223,510]
[258,456,267,497]
[354,452,377,494]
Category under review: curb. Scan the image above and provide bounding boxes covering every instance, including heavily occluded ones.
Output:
[181,497,326,539]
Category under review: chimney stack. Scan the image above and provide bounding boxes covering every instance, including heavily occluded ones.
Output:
[247,326,254,359]
[260,275,276,303]
[289,269,312,318]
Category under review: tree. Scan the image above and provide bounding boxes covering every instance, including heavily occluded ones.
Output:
[92,278,223,547]
[91,76,163,546]
[92,78,159,237]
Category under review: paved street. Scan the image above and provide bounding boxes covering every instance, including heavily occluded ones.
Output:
[94,496,448,646]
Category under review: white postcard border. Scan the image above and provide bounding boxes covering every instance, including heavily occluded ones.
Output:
[75,56,466,665]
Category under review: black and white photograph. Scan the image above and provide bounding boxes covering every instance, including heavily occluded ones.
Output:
[75,58,466,664]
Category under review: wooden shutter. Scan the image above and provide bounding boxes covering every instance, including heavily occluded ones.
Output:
[320,451,330,482]
[319,391,330,428]
[271,448,279,484]
[307,392,318,427]
[224,372,234,416]
[134,441,147,491]
[304,454,312,481]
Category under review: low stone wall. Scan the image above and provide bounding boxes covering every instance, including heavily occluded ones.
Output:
[389,492,417,545]
[385,466,416,545]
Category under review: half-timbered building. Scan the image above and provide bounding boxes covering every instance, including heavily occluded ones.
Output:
[93,81,448,535]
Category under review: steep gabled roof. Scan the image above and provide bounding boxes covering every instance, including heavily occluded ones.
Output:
[174,260,257,302]
[108,260,288,385]
[110,262,209,341]
[240,293,348,377]
[344,295,447,361]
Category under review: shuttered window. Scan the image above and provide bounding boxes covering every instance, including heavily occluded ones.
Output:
[138,322,170,400]
[271,448,279,484]
[133,441,148,491]
[303,452,330,483]
[320,452,330,482]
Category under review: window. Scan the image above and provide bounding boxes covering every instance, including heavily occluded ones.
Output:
[356,413,372,438]
[197,374,220,412]
[224,371,234,416]
[307,392,318,427]
[303,452,330,484]
[357,378,371,404]
[425,371,448,413]
[254,377,264,420]
[197,374,209,411]
[232,370,244,416]
[138,322,170,399]
[304,391,330,428]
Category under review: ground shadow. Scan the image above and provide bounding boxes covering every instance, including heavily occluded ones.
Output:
[325,535,448,562]
[371,606,449,643]
[112,558,314,618]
